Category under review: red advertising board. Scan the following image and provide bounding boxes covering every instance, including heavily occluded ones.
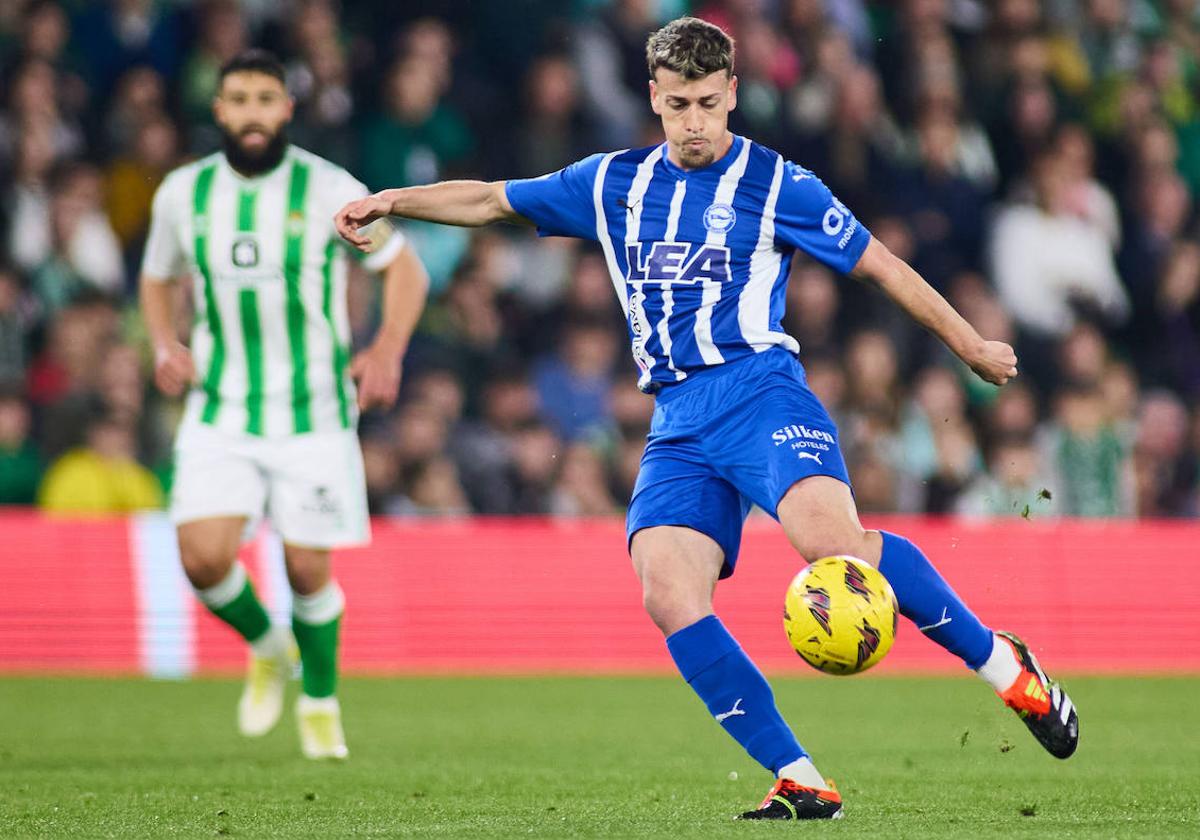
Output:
[1,512,1197,675]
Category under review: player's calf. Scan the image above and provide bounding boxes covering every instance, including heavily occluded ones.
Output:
[291,580,347,758]
[875,532,1080,758]
[188,546,295,737]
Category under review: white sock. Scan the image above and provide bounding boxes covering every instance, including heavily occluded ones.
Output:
[292,581,345,625]
[250,624,290,660]
[776,757,827,789]
[975,633,1022,692]
[195,562,247,609]
[298,694,340,712]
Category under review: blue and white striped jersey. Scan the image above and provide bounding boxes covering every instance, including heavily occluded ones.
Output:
[505,135,871,392]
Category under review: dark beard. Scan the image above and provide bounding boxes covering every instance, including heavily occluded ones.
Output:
[221,126,288,176]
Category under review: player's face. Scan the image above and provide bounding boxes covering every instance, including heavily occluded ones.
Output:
[650,69,737,169]
[213,71,293,170]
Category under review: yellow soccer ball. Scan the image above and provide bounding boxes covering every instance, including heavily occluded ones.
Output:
[783,556,898,675]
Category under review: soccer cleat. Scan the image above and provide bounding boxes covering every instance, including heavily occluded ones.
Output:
[735,778,843,820]
[297,695,349,760]
[995,631,1079,759]
[237,640,297,737]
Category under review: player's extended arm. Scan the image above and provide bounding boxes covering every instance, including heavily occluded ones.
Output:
[139,276,195,397]
[334,181,525,251]
[850,236,1018,386]
[350,243,430,411]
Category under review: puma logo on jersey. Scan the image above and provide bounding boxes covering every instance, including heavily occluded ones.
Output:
[797,451,822,465]
[625,242,731,286]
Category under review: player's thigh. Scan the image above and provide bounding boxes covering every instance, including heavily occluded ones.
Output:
[171,424,266,555]
[631,525,725,602]
[176,516,249,587]
[776,475,881,566]
[263,430,370,549]
[627,447,750,582]
[283,543,332,595]
[632,525,726,635]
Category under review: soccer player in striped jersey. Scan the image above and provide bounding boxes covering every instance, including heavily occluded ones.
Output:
[336,18,1078,817]
[140,51,429,760]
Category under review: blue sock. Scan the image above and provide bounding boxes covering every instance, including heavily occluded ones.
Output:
[666,615,806,774]
[878,531,993,669]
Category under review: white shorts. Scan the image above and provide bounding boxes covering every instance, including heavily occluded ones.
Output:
[170,423,370,548]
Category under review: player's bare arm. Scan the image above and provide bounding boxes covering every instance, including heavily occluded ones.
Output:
[850,236,1018,386]
[350,242,430,411]
[139,275,195,397]
[335,181,526,251]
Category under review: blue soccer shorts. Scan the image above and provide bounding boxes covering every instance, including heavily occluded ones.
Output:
[626,348,851,578]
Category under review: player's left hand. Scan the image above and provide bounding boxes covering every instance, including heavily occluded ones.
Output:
[964,340,1018,386]
[335,193,393,252]
[350,343,403,411]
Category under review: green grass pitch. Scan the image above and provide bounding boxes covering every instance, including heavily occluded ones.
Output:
[1,675,1197,838]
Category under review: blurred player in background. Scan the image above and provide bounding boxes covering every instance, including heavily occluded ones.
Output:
[140,50,428,760]
[336,18,1077,818]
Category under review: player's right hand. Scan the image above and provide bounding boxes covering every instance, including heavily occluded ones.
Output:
[334,193,393,252]
[153,341,195,397]
[965,340,1018,386]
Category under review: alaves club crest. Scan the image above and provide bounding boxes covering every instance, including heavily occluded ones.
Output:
[702,202,736,233]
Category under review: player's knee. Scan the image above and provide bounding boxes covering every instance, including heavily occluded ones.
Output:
[178,544,235,590]
[642,589,709,636]
[638,564,711,635]
[176,518,243,588]
[792,527,880,567]
[640,574,676,622]
[631,528,722,634]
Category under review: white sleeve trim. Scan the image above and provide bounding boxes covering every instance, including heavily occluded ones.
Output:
[361,222,407,273]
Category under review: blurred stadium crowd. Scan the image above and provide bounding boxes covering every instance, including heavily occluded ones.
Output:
[1,0,1198,519]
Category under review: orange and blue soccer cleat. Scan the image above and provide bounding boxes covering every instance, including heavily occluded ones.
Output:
[736,778,844,821]
[996,631,1079,759]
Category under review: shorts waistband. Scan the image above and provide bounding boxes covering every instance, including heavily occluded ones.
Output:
[653,347,800,406]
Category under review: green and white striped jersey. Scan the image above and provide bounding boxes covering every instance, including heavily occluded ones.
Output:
[142,145,403,438]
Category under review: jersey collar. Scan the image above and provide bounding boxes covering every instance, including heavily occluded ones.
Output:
[659,134,743,178]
